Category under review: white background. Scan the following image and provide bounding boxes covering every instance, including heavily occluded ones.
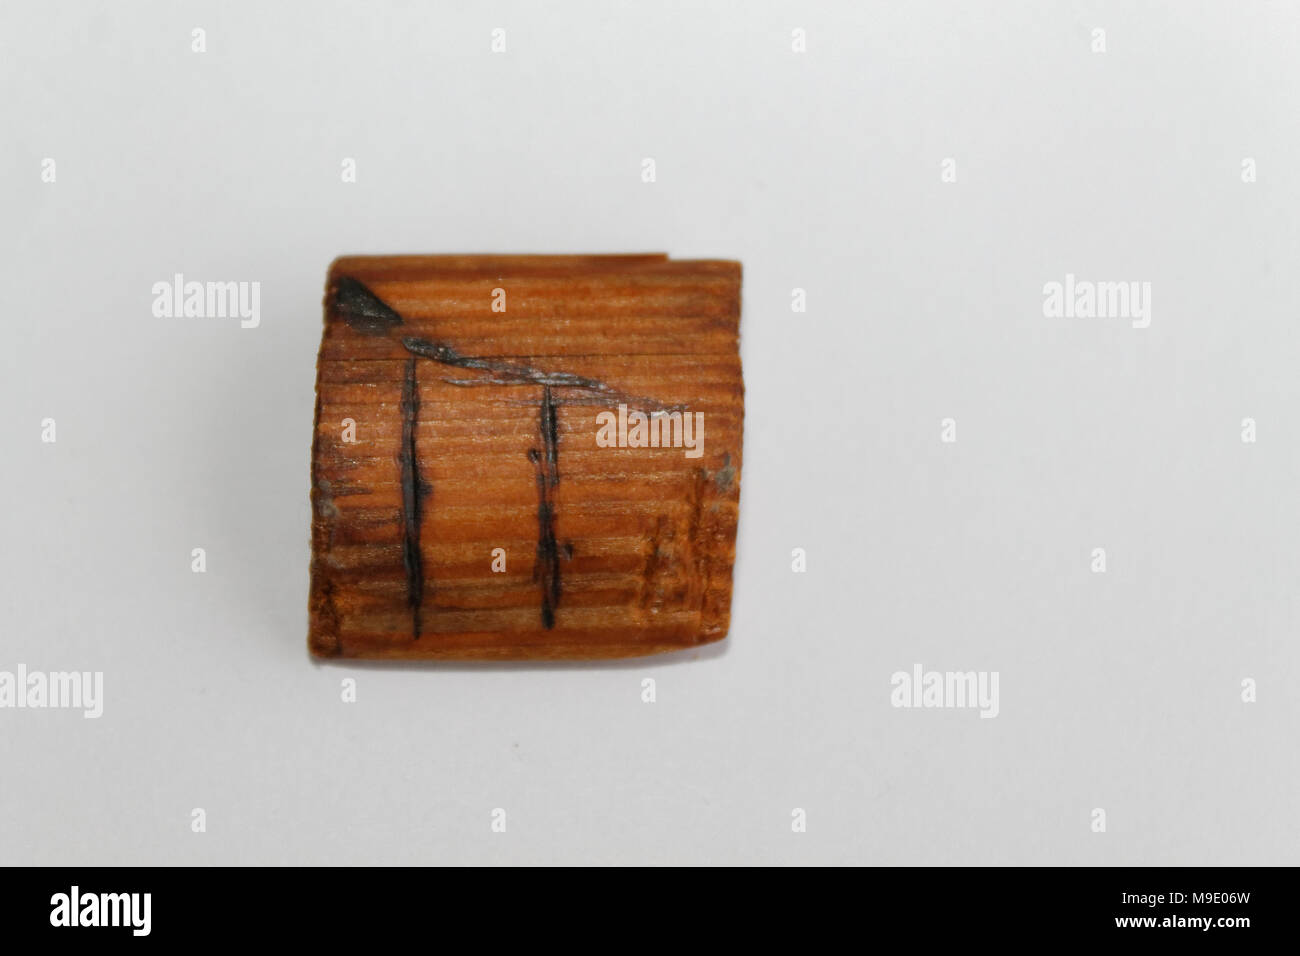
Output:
[2,1,1297,865]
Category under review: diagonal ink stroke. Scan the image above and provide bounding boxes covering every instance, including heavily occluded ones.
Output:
[401,336,683,413]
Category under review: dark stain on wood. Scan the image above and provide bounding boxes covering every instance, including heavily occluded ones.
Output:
[334,276,404,335]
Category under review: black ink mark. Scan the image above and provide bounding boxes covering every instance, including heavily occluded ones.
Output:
[335,276,404,335]
[336,277,422,635]
[399,356,425,638]
[402,336,683,413]
[540,383,559,487]
[402,336,673,631]
[529,386,562,629]
[331,280,673,635]
[403,337,604,389]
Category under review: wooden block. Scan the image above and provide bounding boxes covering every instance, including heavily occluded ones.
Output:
[308,254,744,660]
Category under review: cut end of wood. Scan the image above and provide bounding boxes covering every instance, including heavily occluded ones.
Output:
[309,254,743,661]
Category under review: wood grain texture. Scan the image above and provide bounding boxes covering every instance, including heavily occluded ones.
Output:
[309,254,743,660]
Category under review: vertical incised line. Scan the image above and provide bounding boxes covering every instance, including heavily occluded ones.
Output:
[529,386,562,629]
[399,356,425,638]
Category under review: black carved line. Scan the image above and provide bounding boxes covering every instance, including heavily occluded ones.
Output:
[404,337,608,390]
[335,278,665,635]
[399,356,425,638]
[402,335,683,413]
[528,386,562,630]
